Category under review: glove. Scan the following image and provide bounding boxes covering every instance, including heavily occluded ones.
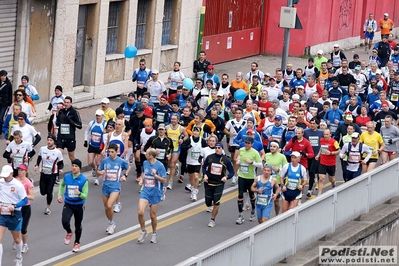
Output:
[363,31,365,34]
[84,141,88,148]
[300,151,307,157]
[388,139,393,144]
[291,136,298,143]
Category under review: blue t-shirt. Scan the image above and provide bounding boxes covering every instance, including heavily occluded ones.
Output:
[99,157,129,189]
[141,160,167,198]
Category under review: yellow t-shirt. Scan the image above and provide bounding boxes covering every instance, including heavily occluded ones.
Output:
[359,131,383,159]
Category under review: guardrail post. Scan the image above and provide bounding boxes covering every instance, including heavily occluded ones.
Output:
[332,191,338,232]
[293,211,299,254]
[366,174,371,213]
[249,233,254,266]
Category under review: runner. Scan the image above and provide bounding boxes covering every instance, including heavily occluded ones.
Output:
[264,140,288,215]
[137,148,167,244]
[0,165,28,266]
[97,143,131,235]
[339,132,372,181]
[3,130,33,177]
[315,129,340,195]
[57,159,88,253]
[235,136,262,225]
[84,109,106,185]
[15,164,34,254]
[251,163,280,223]
[280,152,307,212]
[165,114,188,185]
[181,126,207,201]
[380,115,399,164]
[202,143,234,227]
[34,134,64,215]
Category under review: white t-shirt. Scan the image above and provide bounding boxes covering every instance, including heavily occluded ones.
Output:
[6,141,32,169]
[0,178,27,211]
[11,124,38,145]
[38,146,63,174]
[145,80,167,103]
[225,119,247,146]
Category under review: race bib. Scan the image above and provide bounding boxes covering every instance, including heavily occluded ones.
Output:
[60,124,70,134]
[210,163,223,175]
[105,170,118,181]
[320,145,329,155]
[257,194,269,206]
[0,204,11,215]
[156,148,166,160]
[367,27,373,32]
[391,94,398,101]
[349,153,360,162]
[191,151,200,160]
[329,124,338,132]
[156,112,165,122]
[383,136,391,145]
[239,163,249,174]
[91,132,101,143]
[144,175,155,188]
[137,81,145,89]
[67,185,79,198]
[42,164,53,175]
[309,136,319,147]
[287,178,299,190]
[13,155,24,166]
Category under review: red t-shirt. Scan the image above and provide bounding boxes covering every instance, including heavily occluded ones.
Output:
[258,100,272,117]
[319,137,340,166]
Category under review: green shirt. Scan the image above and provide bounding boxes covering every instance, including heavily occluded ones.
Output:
[238,147,261,179]
[58,173,89,200]
[342,134,352,162]
[265,152,288,184]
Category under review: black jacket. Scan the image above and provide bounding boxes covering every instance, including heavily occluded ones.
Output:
[56,107,82,139]
[0,78,12,106]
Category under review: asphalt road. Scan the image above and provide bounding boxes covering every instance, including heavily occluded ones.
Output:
[0,164,344,266]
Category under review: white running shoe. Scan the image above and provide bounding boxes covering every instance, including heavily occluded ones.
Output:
[92,169,96,177]
[161,187,166,201]
[167,182,173,190]
[192,189,198,201]
[94,178,99,186]
[174,163,180,178]
[150,233,157,244]
[21,244,28,254]
[236,215,245,225]
[113,202,122,213]
[231,176,238,186]
[107,223,116,235]
[249,213,256,222]
[243,203,250,211]
[185,184,192,192]
[44,207,51,215]
[208,220,216,228]
[138,230,147,243]
[14,257,23,266]
[206,206,214,212]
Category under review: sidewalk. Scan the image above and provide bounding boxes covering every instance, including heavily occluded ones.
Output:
[1,44,369,186]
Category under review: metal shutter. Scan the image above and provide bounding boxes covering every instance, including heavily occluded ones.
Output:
[0,0,17,81]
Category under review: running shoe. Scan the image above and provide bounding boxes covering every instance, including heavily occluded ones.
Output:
[315,181,319,190]
[243,203,250,211]
[208,220,216,228]
[113,202,122,213]
[206,206,214,213]
[249,212,256,222]
[185,184,192,192]
[72,243,80,253]
[306,190,312,197]
[21,244,28,254]
[174,163,180,178]
[94,178,99,186]
[192,189,198,201]
[44,207,51,215]
[166,168,170,175]
[14,257,23,266]
[137,230,147,243]
[135,176,141,182]
[298,200,302,206]
[92,169,96,177]
[231,176,238,186]
[55,177,60,185]
[150,233,157,244]
[178,175,184,183]
[236,215,245,225]
[167,182,173,190]
[161,187,166,201]
[332,182,336,188]
[107,223,116,235]
[64,233,73,245]
[128,154,134,163]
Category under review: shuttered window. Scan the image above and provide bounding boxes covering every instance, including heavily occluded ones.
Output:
[106,2,121,54]
[135,0,149,49]
[161,0,173,45]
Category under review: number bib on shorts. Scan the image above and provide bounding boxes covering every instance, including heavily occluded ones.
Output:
[0,203,11,215]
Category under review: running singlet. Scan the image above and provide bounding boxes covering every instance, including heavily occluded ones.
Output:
[285,164,302,190]
[255,175,273,207]
[140,129,156,155]
[88,120,106,148]
[166,125,181,151]
[225,119,246,146]
[38,146,63,174]
[186,137,202,166]
[109,131,125,157]
[5,141,32,170]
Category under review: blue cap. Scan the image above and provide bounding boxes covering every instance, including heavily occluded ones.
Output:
[370,75,377,80]
[275,115,283,120]
[215,143,224,148]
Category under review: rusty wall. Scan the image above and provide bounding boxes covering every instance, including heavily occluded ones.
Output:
[104,59,125,83]
[160,48,178,72]
[27,0,55,101]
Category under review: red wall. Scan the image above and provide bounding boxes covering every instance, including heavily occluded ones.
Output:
[261,0,399,56]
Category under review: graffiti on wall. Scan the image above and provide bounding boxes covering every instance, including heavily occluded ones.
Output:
[339,0,352,30]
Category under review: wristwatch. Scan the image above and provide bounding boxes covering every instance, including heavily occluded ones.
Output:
[124,173,128,177]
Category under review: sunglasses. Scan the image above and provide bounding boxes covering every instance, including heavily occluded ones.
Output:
[215,147,222,149]
[245,141,252,144]
[16,94,23,96]
[18,118,24,120]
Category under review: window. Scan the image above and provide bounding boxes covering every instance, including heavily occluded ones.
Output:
[106,2,121,54]
[161,0,173,45]
[135,0,149,49]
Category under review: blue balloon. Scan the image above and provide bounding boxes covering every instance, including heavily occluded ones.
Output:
[124,46,138,58]
[183,78,194,90]
[234,89,247,101]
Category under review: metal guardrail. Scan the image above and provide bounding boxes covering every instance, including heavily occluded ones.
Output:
[176,158,399,266]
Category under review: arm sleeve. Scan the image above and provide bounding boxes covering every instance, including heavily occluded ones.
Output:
[72,111,83,129]
[79,180,89,200]
[35,155,42,167]
[32,134,41,147]
[57,160,64,170]
[58,181,66,197]
[15,197,28,208]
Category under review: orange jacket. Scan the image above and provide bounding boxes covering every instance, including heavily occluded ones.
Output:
[186,119,215,136]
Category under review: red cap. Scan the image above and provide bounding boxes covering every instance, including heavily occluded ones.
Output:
[381,101,389,106]
[18,164,28,171]
[160,95,168,101]
[247,128,254,134]
[207,65,214,69]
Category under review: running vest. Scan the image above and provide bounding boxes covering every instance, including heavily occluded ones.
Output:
[318,71,329,89]
[187,136,202,165]
[166,124,181,151]
[203,74,217,88]
[109,131,125,157]
[332,52,341,68]
[122,102,136,121]
[228,119,246,146]
[346,143,363,164]
[365,20,376,32]
[63,173,87,205]
[256,175,273,206]
[285,164,302,190]
[283,69,295,81]
[283,128,296,156]
[304,66,316,77]
[305,83,319,99]
[140,129,156,154]
[346,105,360,117]
[88,120,106,148]
[247,70,262,81]
[8,115,18,138]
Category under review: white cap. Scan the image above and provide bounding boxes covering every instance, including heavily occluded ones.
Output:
[334,44,340,48]
[0,165,13,178]
[291,151,301,157]
[95,109,104,116]
[317,49,323,54]
[101,98,110,104]
[352,132,360,138]
[265,72,271,77]
[376,69,382,74]
[300,100,307,105]
[152,69,159,74]
[292,94,300,100]
[384,13,389,16]
[297,85,305,89]
[217,90,224,96]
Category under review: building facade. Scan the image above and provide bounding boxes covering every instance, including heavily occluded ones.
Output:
[3,0,201,118]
